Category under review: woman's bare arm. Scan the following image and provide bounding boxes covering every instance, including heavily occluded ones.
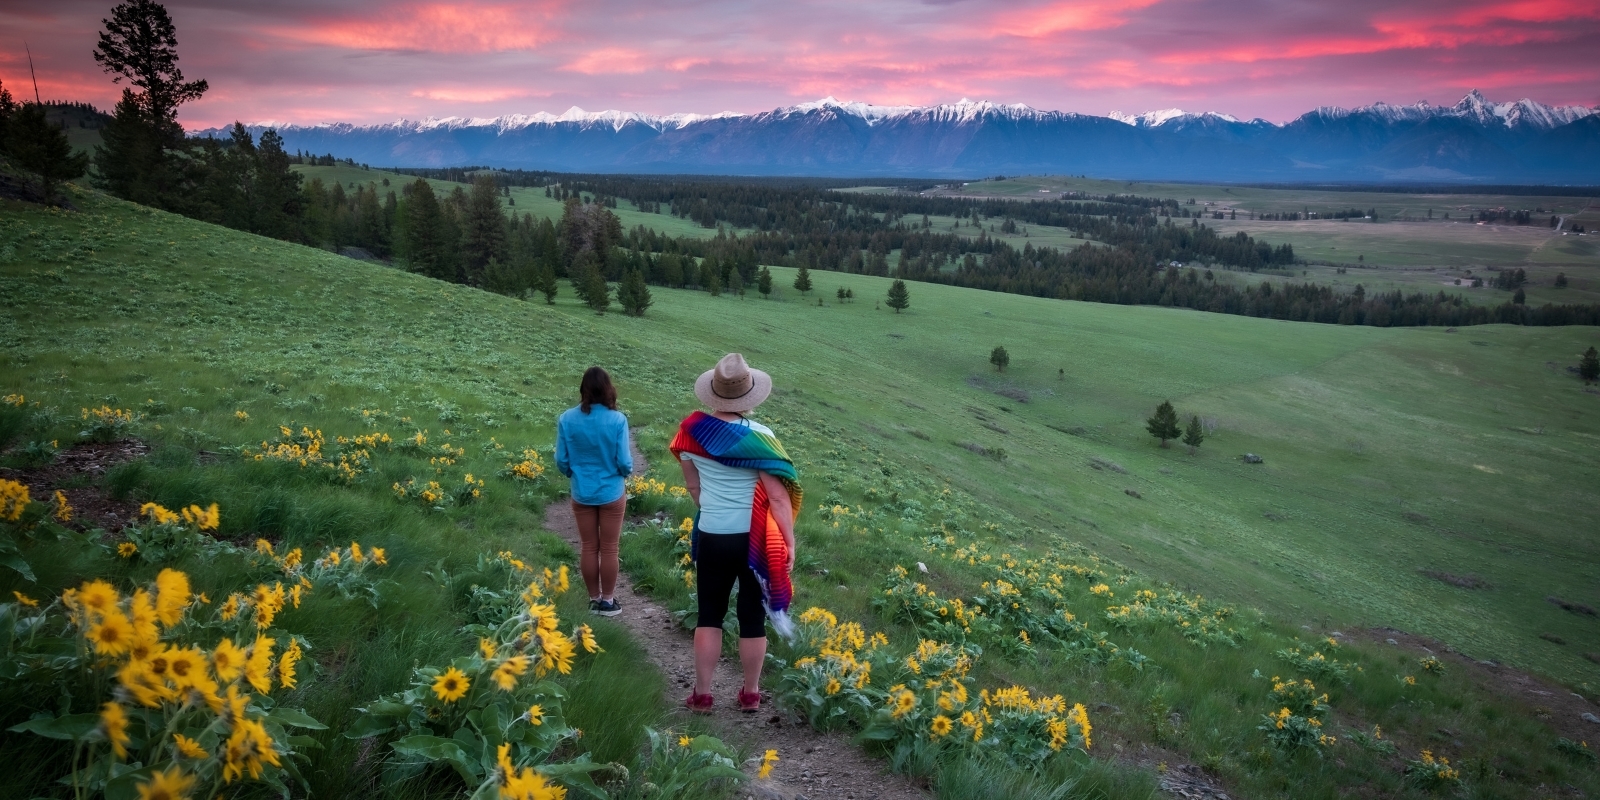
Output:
[679,457,701,506]
[759,471,796,573]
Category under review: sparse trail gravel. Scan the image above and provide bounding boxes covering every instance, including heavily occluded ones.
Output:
[541,435,930,800]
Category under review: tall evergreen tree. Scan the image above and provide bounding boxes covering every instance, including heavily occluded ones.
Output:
[618,269,653,316]
[757,266,773,298]
[1146,401,1181,448]
[460,175,508,284]
[705,264,722,297]
[1581,346,1600,383]
[535,260,558,304]
[402,179,452,281]
[0,80,17,153]
[989,345,1009,372]
[794,264,812,294]
[4,103,89,203]
[886,279,910,313]
[728,269,744,298]
[92,0,208,209]
[1183,415,1206,453]
[584,265,611,314]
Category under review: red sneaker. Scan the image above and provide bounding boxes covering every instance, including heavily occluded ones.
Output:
[738,689,762,712]
[685,693,714,714]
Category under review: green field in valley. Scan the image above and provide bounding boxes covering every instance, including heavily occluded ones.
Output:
[3,183,1600,798]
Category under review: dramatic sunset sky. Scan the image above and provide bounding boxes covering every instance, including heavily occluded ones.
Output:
[3,0,1597,129]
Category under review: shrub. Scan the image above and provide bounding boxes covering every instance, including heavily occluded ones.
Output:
[80,405,136,442]
[1405,750,1462,791]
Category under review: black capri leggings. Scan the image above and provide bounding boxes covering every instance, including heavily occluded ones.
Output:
[694,530,767,638]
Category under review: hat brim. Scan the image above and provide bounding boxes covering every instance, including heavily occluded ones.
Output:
[694,367,773,414]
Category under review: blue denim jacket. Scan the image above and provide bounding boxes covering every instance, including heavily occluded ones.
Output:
[554,406,633,505]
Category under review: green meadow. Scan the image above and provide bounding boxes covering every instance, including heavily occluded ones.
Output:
[3,184,1599,798]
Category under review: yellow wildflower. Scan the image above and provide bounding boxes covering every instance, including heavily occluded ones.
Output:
[222,718,281,782]
[576,624,602,653]
[118,542,138,558]
[136,765,196,800]
[12,591,38,607]
[493,656,530,691]
[88,610,135,656]
[102,701,131,758]
[757,749,779,779]
[244,635,274,693]
[525,704,544,725]
[212,638,246,683]
[173,733,208,759]
[53,490,72,523]
[278,638,303,689]
[432,666,470,702]
[154,568,190,627]
[930,715,953,738]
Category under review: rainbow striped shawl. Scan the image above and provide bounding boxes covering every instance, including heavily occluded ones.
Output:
[670,411,803,637]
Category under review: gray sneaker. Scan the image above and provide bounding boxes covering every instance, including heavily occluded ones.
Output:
[593,598,622,617]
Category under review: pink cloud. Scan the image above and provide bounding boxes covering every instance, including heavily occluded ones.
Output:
[2,0,1595,130]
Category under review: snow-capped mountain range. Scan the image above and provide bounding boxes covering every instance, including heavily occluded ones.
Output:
[208,91,1600,182]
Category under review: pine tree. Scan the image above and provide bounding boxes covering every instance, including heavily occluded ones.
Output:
[535,260,558,304]
[402,179,452,281]
[836,286,846,303]
[886,279,910,313]
[794,265,812,294]
[1513,288,1526,305]
[728,269,744,298]
[1581,346,1599,383]
[618,269,652,316]
[5,103,89,203]
[0,80,16,153]
[990,345,1009,372]
[758,266,773,298]
[1146,401,1181,447]
[1555,273,1568,288]
[461,175,507,283]
[1183,415,1205,454]
[91,0,208,209]
[585,267,611,314]
[706,266,722,297]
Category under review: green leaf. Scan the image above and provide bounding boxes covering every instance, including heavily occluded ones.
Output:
[103,765,155,800]
[268,706,328,730]
[343,713,398,740]
[9,713,99,741]
[0,551,35,581]
[392,734,482,783]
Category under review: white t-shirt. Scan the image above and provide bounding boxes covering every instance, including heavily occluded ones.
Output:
[680,418,774,534]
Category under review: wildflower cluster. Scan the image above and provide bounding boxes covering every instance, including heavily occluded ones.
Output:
[120,501,222,565]
[503,447,548,483]
[1405,750,1462,790]
[1104,588,1242,647]
[2,393,24,407]
[348,551,602,796]
[80,405,136,441]
[778,606,1091,771]
[629,729,746,795]
[4,569,322,797]
[1258,676,1335,752]
[250,539,389,607]
[393,473,484,508]
[625,475,691,516]
[1419,655,1445,675]
[1,478,30,523]
[248,425,385,483]
[876,560,1145,667]
[1274,639,1356,682]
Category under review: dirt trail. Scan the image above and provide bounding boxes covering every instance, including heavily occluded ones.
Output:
[542,436,929,800]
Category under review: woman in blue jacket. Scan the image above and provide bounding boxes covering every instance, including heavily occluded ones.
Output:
[555,367,633,616]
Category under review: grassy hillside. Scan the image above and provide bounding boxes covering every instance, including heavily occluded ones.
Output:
[3,185,1599,798]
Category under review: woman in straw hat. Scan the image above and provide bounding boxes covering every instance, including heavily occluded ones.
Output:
[669,353,801,713]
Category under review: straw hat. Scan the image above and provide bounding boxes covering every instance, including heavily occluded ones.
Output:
[694,353,772,414]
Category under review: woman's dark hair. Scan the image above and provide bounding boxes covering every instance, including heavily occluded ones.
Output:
[579,366,617,413]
